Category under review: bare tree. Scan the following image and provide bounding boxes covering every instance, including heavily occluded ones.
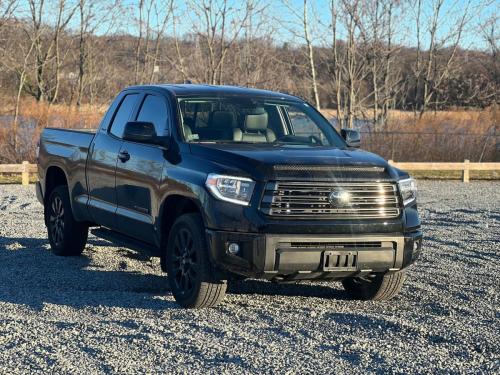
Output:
[187,0,251,85]
[339,0,373,128]
[279,0,321,109]
[412,0,476,117]
[362,0,405,127]
[75,0,120,106]
[327,0,345,127]
[167,1,188,81]
[0,3,35,156]
[0,0,497,114]
[24,0,77,103]
[479,13,499,105]
[0,0,17,31]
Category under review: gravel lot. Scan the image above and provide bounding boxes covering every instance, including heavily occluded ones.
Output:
[0,181,499,374]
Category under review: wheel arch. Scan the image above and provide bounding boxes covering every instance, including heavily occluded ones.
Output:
[44,165,69,202]
[43,166,70,225]
[158,194,205,272]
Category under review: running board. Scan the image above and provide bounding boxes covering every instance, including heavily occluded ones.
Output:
[91,227,160,257]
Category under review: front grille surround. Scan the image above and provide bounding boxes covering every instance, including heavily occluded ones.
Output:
[260,181,401,219]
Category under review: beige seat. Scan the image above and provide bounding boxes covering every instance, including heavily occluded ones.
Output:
[233,110,276,142]
[197,111,235,140]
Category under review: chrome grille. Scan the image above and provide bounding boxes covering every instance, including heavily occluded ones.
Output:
[260,181,401,219]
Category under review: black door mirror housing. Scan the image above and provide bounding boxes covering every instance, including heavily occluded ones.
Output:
[341,129,361,148]
[122,121,168,147]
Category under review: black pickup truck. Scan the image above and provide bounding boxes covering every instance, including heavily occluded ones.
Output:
[36,84,422,308]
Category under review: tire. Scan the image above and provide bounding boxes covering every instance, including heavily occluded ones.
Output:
[46,185,88,256]
[165,213,227,308]
[342,270,407,301]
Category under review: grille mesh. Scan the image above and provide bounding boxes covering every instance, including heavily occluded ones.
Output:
[260,181,401,219]
[273,165,385,173]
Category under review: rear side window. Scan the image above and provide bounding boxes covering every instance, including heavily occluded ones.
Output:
[136,95,169,136]
[109,94,138,138]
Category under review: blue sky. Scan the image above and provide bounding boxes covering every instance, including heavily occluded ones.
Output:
[13,0,499,51]
[118,0,498,50]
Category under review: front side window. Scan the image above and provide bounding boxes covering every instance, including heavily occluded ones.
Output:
[136,95,169,136]
[287,106,328,145]
[177,97,345,147]
[109,94,138,138]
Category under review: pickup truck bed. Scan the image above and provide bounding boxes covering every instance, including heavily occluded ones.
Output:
[37,128,96,224]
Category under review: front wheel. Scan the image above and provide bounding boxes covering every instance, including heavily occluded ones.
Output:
[165,213,227,308]
[342,270,407,300]
[46,185,88,256]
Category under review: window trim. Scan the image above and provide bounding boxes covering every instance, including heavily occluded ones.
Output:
[107,92,141,139]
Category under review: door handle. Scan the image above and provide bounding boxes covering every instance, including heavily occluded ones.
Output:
[118,150,130,162]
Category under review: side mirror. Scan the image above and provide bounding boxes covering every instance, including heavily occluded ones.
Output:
[341,129,361,148]
[123,121,168,147]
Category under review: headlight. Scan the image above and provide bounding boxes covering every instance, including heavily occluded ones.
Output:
[398,177,417,206]
[205,173,256,206]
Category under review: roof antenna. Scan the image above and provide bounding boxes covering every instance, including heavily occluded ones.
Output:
[184,80,192,84]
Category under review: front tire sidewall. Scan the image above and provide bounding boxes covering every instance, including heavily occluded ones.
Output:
[165,213,224,308]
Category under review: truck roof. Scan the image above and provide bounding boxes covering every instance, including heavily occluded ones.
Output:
[125,84,302,101]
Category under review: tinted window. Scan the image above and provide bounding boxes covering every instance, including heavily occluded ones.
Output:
[136,95,169,136]
[287,105,328,145]
[109,94,138,138]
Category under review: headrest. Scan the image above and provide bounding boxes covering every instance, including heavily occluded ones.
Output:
[245,111,268,131]
[209,111,235,129]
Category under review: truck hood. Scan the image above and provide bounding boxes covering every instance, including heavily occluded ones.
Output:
[189,143,396,181]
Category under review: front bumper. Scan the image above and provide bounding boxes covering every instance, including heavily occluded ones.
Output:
[206,229,422,280]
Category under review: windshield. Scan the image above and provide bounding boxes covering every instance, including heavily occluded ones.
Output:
[177,96,345,148]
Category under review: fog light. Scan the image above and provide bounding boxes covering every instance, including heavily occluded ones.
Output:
[413,241,419,251]
[228,242,240,255]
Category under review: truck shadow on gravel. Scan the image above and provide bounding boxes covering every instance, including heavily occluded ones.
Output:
[0,235,176,311]
[228,280,349,300]
[0,235,349,311]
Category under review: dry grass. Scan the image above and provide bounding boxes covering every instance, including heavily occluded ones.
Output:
[0,98,498,163]
[385,108,498,134]
[0,98,106,163]
[321,107,498,162]
[2,98,106,129]
[321,107,499,134]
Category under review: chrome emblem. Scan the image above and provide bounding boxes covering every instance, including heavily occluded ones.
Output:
[328,190,350,206]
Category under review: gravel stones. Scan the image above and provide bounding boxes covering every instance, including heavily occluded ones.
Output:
[0,181,498,373]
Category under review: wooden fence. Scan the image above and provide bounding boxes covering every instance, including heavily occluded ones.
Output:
[0,160,499,185]
[0,161,38,185]
[388,160,499,182]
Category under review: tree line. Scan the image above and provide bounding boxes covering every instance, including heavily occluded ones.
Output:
[0,0,498,129]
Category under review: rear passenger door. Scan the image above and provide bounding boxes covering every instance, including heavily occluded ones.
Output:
[114,93,169,244]
[87,92,140,229]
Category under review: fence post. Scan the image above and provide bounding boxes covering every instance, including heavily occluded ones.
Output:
[22,161,30,186]
[462,159,470,183]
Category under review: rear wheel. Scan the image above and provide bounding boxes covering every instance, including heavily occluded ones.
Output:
[342,270,407,300]
[46,185,88,256]
[165,213,227,308]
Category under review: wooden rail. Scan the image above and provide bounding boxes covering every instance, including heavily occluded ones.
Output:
[0,162,37,185]
[388,160,500,182]
[0,160,499,185]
